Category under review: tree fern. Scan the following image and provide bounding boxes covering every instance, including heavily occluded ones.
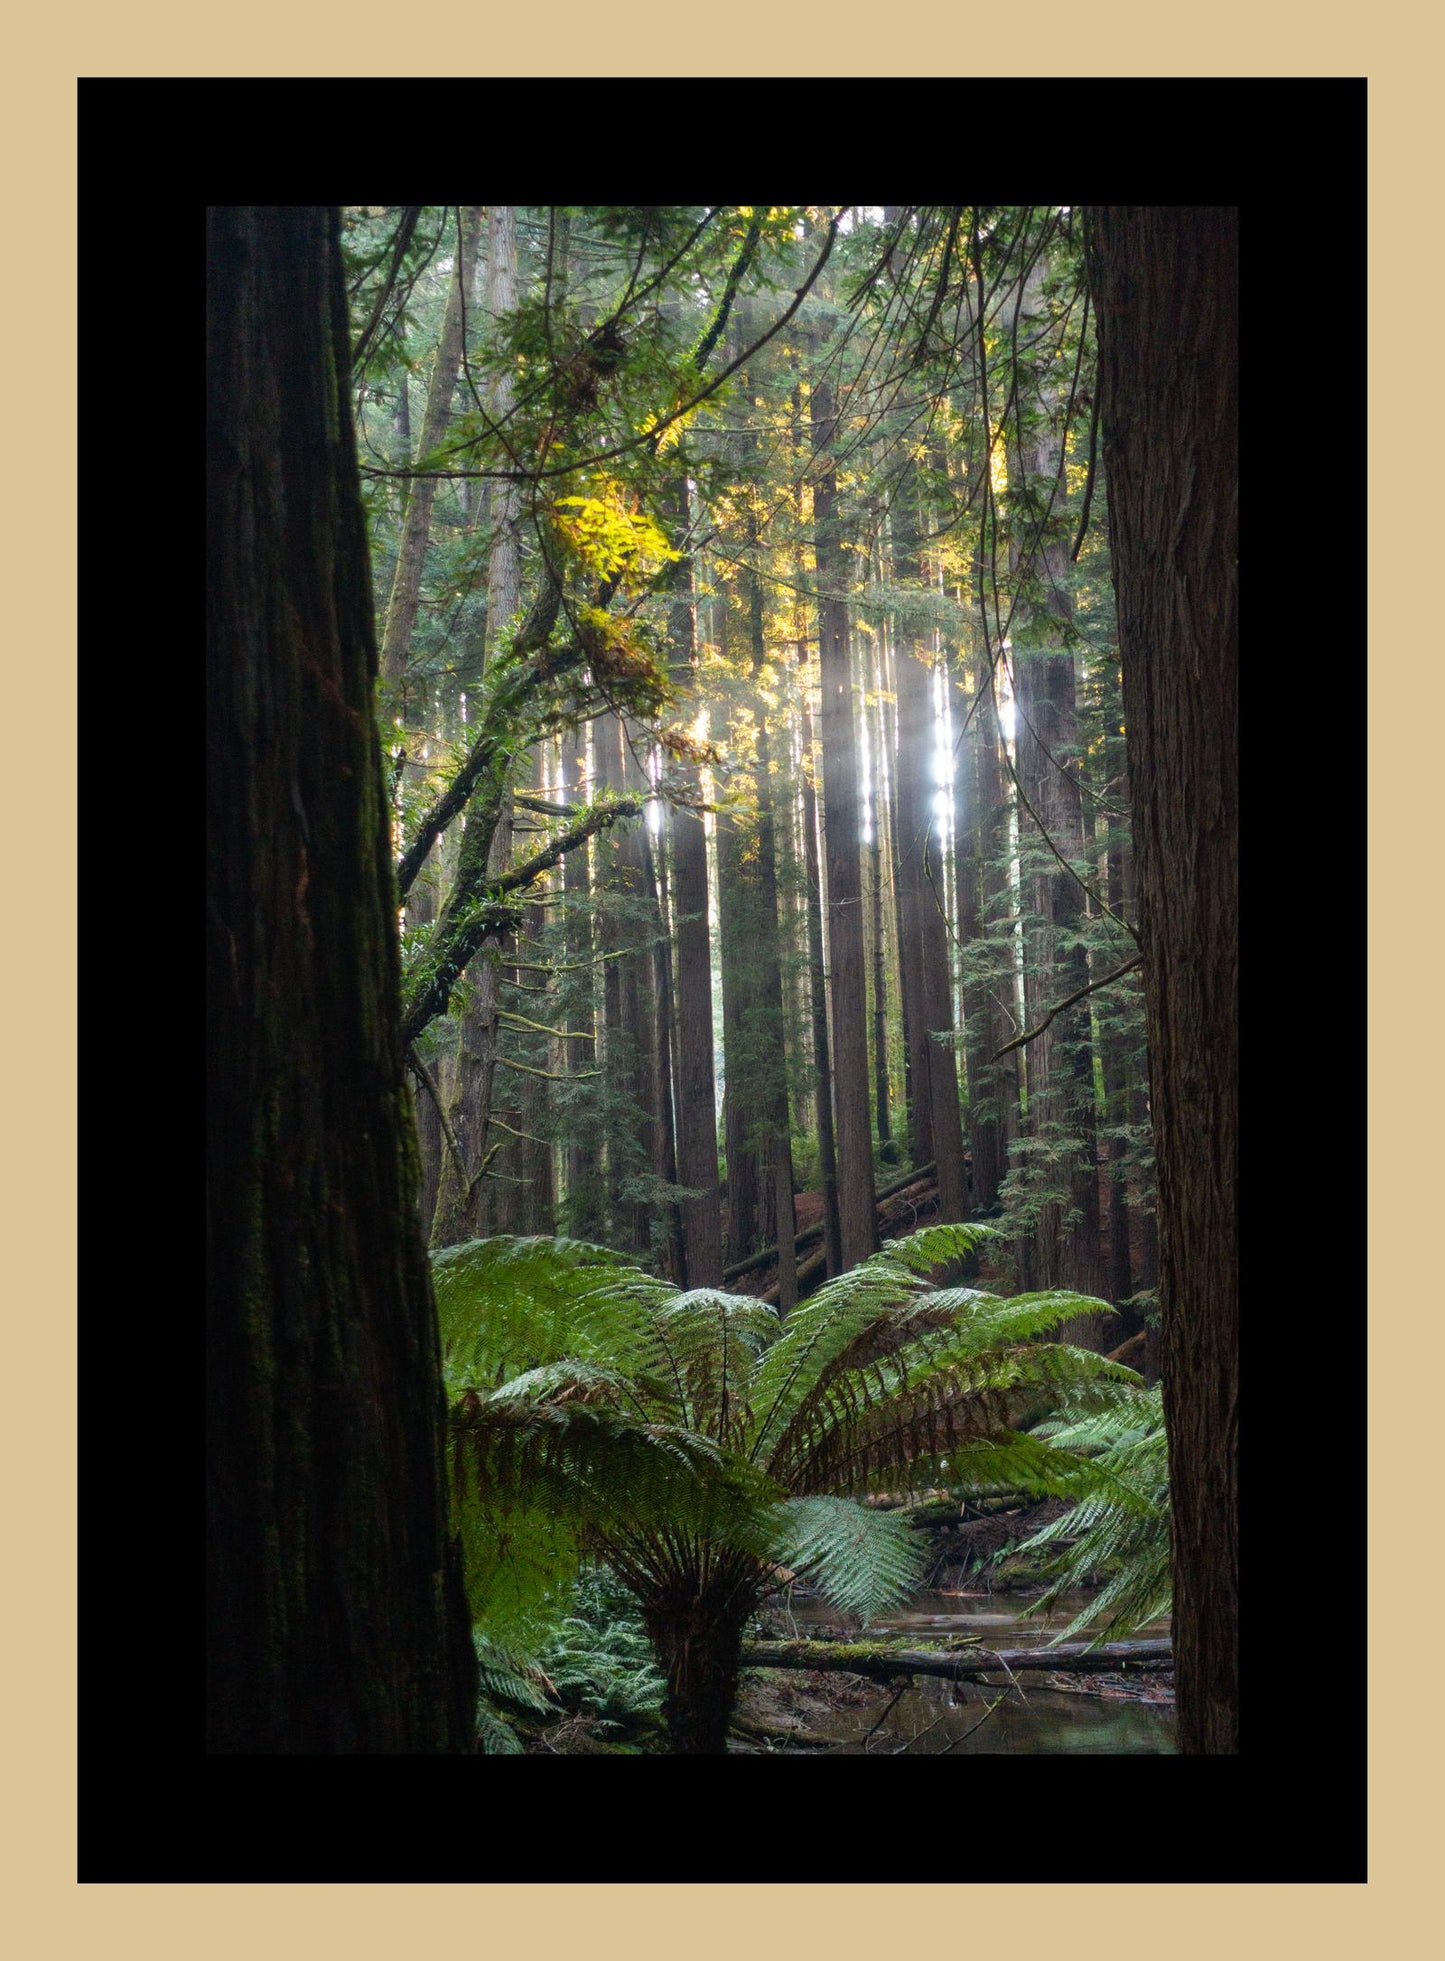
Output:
[432,1229,1147,1752]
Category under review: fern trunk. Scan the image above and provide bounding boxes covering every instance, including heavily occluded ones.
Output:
[640,1583,754,1756]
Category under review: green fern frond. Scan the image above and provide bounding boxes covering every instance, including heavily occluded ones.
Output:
[1030,1380,1161,1448]
[476,1707,526,1755]
[473,1631,557,1714]
[433,1234,671,1391]
[1014,1386,1173,1645]
[765,1315,1132,1495]
[747,1240,958,1468]
[868,1220,1001,1274]
[648,1289,780,1444]
[489,1358,647,1412]
[766,1494,929,1626]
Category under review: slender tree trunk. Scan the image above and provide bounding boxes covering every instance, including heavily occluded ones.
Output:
[962,622,1020,1212]
[744,521,798,1313]
[883,630,917,1146]
[777,691,813,1145]
[891,494,969,1222]
[393,324,412,525]
[558,728,604,1239]
[869,659,891,1148]
[406,835,445,1240]
[662,483,724,1285]
[1087,204,1238,1755]
[378,205,482,712]
[595,711,653,1255]
[812,376,877,1267]
[1005,260,1103,1298]
[717,795,763,1266]
[207,204,474,1753]
[433,208,524,1247]
[1098,803,1137,1315]
[641,812,683,1280]
[798,656,843,1275]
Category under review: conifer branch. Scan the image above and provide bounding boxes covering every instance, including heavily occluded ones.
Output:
[497,1057,601,1081]
[497,1009,596,1042]
[990,955,1143,1060]
[405,1043,467,1173]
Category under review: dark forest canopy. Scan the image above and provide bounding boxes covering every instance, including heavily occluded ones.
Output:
[206,204,1238,1767]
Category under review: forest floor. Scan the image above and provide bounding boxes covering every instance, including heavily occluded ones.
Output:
[515,1517,1174,1753]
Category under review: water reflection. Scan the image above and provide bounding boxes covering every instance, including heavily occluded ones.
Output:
[775,1588,1176,1755]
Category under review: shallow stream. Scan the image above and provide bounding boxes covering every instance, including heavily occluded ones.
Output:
[774,1587,1176,1754]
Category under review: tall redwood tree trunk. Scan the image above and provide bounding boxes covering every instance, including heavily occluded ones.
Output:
[1087,204,1238,1755]
[207,205,475,1753]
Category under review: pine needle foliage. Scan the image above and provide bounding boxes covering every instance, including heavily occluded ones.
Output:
[433,1226,1139,1750]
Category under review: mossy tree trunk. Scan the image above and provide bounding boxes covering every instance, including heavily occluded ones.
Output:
[206,205,475,1753]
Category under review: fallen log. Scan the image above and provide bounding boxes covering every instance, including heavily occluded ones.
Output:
[762,1243,828,1307]
[873,1159,939,1205]
[723,1162,941,1285]
[740,1637,1171,1684]
[723,1222,825,1285]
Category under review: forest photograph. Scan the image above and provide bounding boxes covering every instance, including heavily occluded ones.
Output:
[206,201,1239,1773]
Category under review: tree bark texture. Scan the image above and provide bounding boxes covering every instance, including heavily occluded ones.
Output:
[1087,204,1238,1755]
[434,206,527,1245]
[1007,269,1102,1300]
[890,584,969,1221]
[641,1580,756,1756]
[206,205,475,1753]
[661,478,724,1287]
[812,376,877,1267]
[745,543,798,1314]
[799,655,843,1274]
[558,729,607,1239]
[868,634,892,1146]
[957,638,1019,1211]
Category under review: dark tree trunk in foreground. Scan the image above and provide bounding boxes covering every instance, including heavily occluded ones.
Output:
[206,205,475,1753]
[1087,204,1238,1755]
